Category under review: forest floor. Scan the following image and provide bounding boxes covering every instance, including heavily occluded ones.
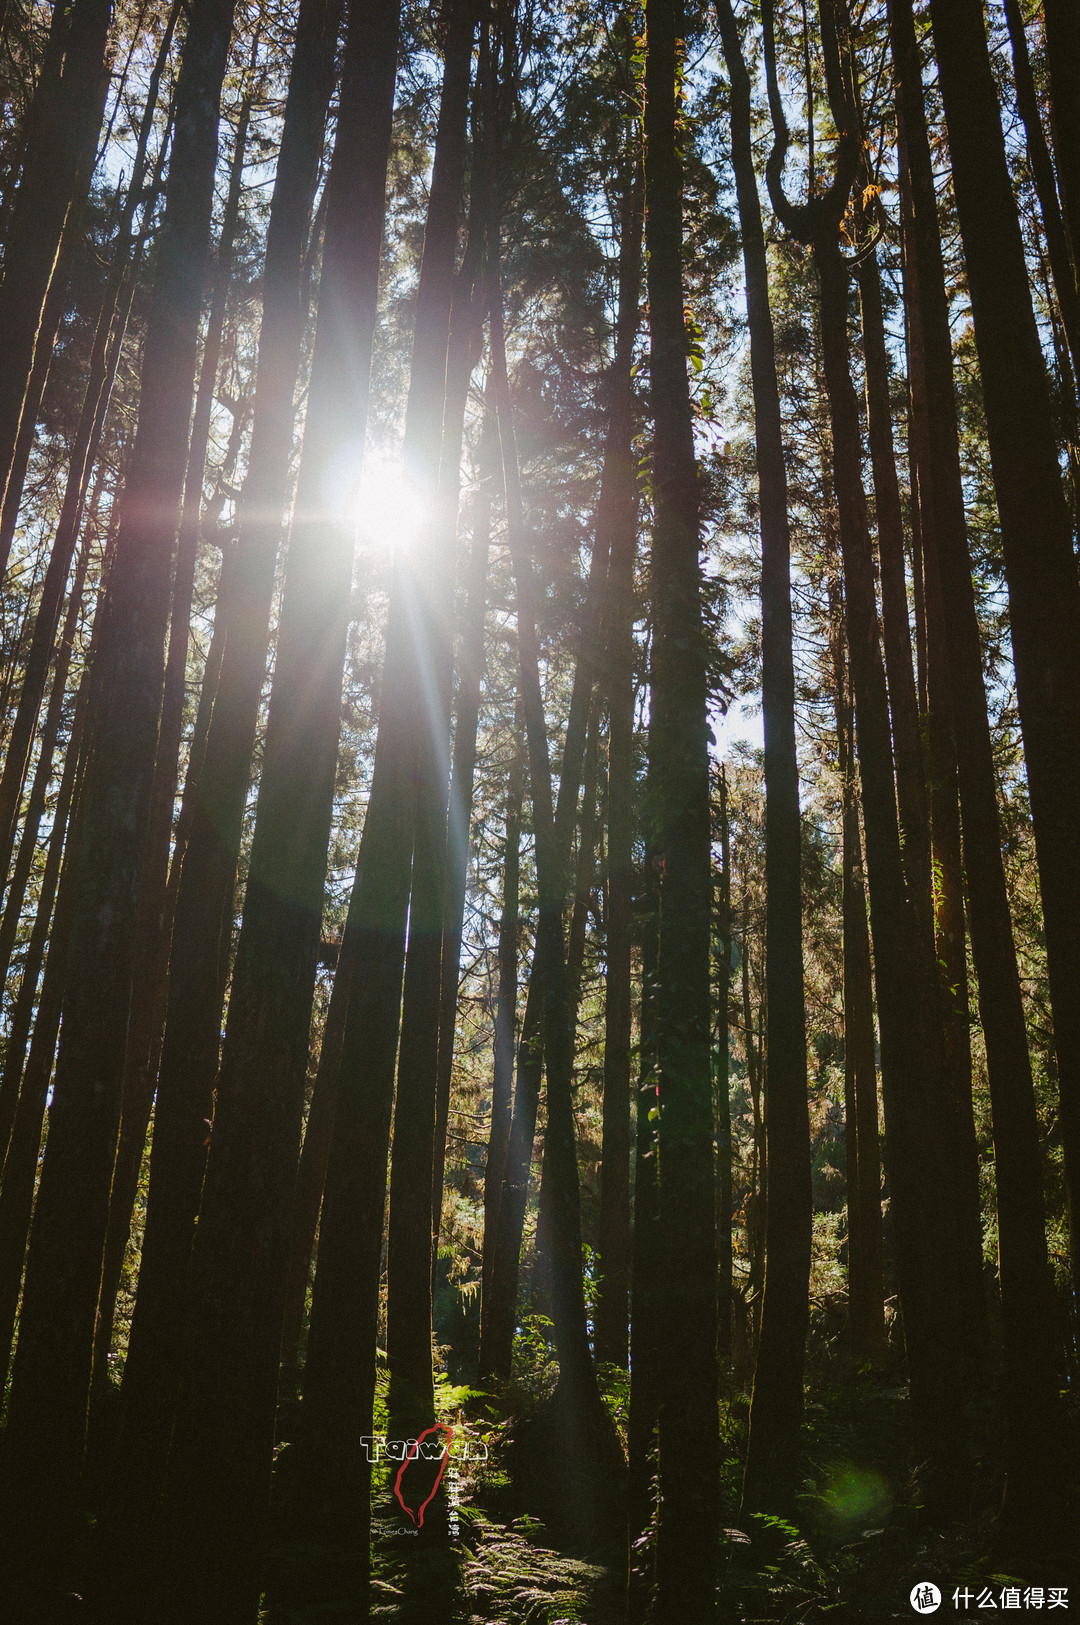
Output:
[265,1352,1079,1623]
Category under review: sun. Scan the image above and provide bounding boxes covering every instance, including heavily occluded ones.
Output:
[353,449,429,562]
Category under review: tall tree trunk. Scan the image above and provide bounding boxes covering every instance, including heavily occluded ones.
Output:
[0,0,178,576]
[480,233,635,1388]
[0,488,100,1134]
[386,9,482,1438]
[1003,0,1080,386]
[0,751,85,1392]
[714,764,733,1366]
[928,0,1080,1293]
[830,595,884,1366]
[482,721,523,1321]
[819,229,967,1499]
[428,373,496,1274]
[96,0,343,1586]
[293,10,470,1605]
[142,1,399,1614]
[0,58,173,887]
[894,0,1068,1547]
[431,387,496,1278]
[479,956,542,1379]
[0,0,239,1598]
[644,0,718,1606]
[490,282,621,1540]
[858,233,984,1360]
[761,0,966,1502]
[626,860,659,1622]
[719,0,809,1523]
[742,898,766,1355]
[0,0,112,566]
[1045,0,1080,283]
[593,149,641,1372]
[85,87,255,1483]
[0,624,97,1386]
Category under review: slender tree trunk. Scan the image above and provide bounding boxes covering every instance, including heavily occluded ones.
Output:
[0,80,171,887]
[428,81,496,1284]
[277,877,358,1407]
[1045,0,1080,282]
[431,388,496,1278]
[894,0,1068,1546]
[714,764,733,1366]
[1003,0,1080,386]
[719,0,809,1523]
[818,230,967,1500]
[479,958,542,1379]
[0,757,85,1393]
[928,0,1080,1292]
[742,899,766,1354]
[626,855,660,1618]
[490,283,620,1537]
[85,90,255,1482]
[831,598,884,1366]
[143,0,398,1612]
[593,151,641,1372]
[0,0,239,1597]
[858,234,984,1360]
[386,9,482,1437]
[0,631,96,1385]
[0,223,77,570]
[760,0,967,1500]
[0,0,178,576]
[293,14,471,1607]
[644,0,718,1604]
[482,724,523,1320]
[0,0,112,564]
[0,485,101,1115]
[96,0,343,1587]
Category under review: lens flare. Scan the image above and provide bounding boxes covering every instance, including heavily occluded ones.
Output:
[354,450,428,562]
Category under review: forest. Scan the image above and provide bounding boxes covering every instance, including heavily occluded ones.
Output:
[0,0,1077,1617]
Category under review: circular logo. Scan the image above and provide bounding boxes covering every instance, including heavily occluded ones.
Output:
[910,1583,941,1614]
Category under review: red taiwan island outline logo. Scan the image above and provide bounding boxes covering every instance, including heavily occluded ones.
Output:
[393,1422,454,1529]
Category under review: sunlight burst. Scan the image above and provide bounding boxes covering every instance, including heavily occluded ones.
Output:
[353,451,429,562]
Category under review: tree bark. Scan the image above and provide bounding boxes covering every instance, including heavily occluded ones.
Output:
[714,764,733,1366]
[0,488,100,1140]
[96,0,343,1586]
[1045,0,1080,284]
[0,56,173,890]
[858,232,984,1361]
[830,595,884,1366]
[593,148,641,1372]
[431,387,496,1280]
[479,957,542,1379]
[0,0,112,567]
[760,0,967,1502]
[293,12,471,1604]
[894,0,1068,1546]
[490,283,619,1533]
[386,8,483,1437]
[142,0,399,1613]
[0,0,178,577]
[1003,0,1080,387]
[627,859,659,1622]
[0,0,239,1597]
[928,0,1080,1293]
[0,753,85,1393]
[0,638,94,1387]
[644,0,719,1605]
[85,87,255,1485]
[719,0,810,1523]
[482,719,523,1323]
